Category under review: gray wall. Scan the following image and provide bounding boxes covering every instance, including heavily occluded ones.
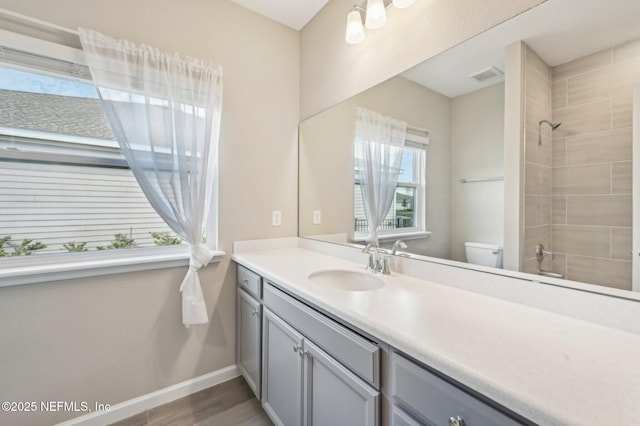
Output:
[450,83,505,262]
[299,0,545,119]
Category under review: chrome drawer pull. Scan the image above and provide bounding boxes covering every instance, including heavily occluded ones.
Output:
[449,416,465,426]
[251,308,259,315]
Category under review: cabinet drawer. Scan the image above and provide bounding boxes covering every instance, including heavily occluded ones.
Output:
[391,405,421,426]
[390,351,523,426]
[237,265,262,299]
[263,282,380,388]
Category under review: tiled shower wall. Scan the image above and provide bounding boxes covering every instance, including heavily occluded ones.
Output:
[523,45,553,275]
[549,39,639,290]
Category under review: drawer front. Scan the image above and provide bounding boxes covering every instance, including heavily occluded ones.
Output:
[263,282,380,388]
[237,265,262,299]
[391,405,421,426]
[390,351,523,426]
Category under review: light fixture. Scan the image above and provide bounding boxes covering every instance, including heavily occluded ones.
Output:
[365,0,387,29]
[345,0,414,45]
[345,8,365,44]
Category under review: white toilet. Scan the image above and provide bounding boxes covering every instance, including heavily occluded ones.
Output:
[464,242,503,268]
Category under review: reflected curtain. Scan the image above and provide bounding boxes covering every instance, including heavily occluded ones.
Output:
[354,108,407,244]
[79,28,223,327]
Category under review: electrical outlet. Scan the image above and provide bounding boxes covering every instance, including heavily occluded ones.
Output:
[313,210,321,225]
[272,210,282,226]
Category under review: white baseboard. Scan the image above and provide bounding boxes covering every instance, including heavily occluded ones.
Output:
[56,365,240,426]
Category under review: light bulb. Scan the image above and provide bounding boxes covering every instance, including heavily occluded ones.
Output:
[345,10,365,44]
[365,0,387,29]
[392,0,414,8]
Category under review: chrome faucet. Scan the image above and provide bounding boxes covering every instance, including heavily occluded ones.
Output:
[391,240,408,255]
[362,242,393,275]
[361,242,381,273]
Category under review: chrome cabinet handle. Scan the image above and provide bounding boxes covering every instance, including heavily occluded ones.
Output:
[242,278,249,284]
[449,416,465,426]
[292,344,308,357]
[251,308,258,315]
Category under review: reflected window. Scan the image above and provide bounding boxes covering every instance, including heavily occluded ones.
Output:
[354,135,427,238]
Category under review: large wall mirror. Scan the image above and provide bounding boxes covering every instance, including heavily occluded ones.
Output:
[299,0,640,297]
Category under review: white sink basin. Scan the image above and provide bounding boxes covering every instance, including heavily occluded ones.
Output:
[308,269,385,292]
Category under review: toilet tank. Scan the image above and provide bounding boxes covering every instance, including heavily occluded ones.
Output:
[464,242,503,268]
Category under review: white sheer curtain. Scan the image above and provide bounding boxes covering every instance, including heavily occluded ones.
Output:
[79,28,223,327]
[354,108,407,244]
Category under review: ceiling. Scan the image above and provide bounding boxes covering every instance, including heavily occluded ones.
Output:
[402,0,640,97]
[231,0,330,31]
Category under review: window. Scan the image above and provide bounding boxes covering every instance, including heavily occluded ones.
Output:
[0,34,192,284]
[354,133,427,240]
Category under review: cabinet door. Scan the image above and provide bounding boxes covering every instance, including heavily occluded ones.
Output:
[304,339,379,426]
[237,288,261,399]
[262,308,304,426]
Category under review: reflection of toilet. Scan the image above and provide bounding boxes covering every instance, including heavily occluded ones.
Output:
[464,242,503,268]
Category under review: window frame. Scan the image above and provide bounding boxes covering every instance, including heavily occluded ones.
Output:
[0,29,222,288]
[353,131,430,243]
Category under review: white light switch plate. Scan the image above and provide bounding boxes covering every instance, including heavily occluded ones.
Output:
[272,210,282,226]
[313,210,321,225]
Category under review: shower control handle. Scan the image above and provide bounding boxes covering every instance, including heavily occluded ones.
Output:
[535,243,554,262]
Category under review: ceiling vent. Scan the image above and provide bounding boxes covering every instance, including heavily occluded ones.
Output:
[468,66,504,83]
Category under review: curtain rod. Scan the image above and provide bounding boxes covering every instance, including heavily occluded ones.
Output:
[407,125,430,137]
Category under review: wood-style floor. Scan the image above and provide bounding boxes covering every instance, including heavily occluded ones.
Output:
[109,376,272,426]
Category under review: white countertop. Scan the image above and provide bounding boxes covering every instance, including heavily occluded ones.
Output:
[232,245,640,426]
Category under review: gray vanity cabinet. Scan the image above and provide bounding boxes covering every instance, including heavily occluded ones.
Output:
[234,259,538,426]
[236,265,263,399]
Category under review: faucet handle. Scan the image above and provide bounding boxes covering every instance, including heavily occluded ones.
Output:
[362,242,384,273]
[382,256,391,275]
[535,243,555,262]
[361,242,378,253]
[366,252,376,272]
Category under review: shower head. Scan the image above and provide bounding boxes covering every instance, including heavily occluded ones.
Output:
[539,119,562,130]
[538,120,562,145]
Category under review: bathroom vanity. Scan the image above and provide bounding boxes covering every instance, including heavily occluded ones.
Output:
[233,238,640,426]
